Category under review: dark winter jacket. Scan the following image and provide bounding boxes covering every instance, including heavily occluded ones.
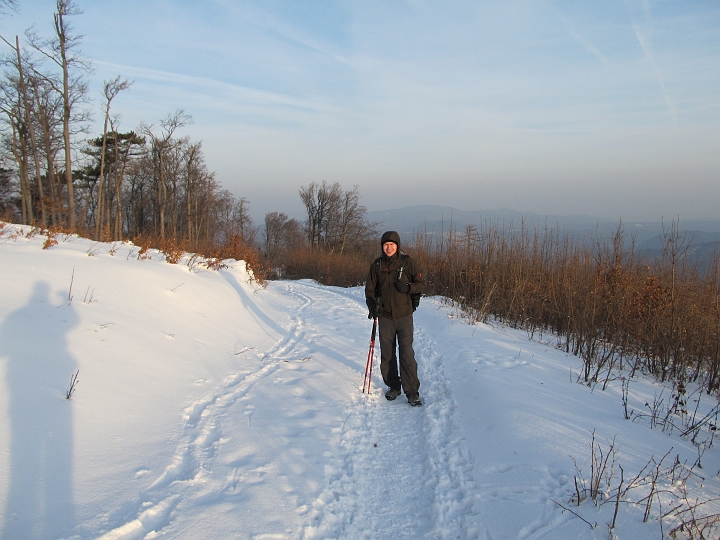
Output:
[365,250,425,320]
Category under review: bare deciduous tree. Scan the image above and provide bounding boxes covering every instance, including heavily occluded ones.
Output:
[0,35,46,225]
[264,211,304,259]
[299,181,376,253]
[0,66,31,224]
[0,0,18,17]
[141,109,192,239]
[230,196,255,245]
[30,73,65,226]
[25,0,92,230]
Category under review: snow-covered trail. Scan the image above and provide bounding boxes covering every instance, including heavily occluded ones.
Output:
[299,293,480,539]
[75,273,652,540]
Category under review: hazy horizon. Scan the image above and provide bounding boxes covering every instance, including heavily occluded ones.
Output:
[2,0,718,224]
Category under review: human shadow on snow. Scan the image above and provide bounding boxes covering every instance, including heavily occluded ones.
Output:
[1,282,79,539]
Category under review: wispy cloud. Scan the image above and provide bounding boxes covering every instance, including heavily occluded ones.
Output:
[92,60,349,121]
[624,0,678,121]
[555,12,609,65]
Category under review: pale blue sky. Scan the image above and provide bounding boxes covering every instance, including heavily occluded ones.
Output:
[2,0,719,223]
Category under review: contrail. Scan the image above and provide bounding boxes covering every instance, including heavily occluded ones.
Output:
[556,11,608,65]
[625,0,677,121]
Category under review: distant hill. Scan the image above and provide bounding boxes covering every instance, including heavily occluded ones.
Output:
[367,205,615,237]
[367,205,720,265]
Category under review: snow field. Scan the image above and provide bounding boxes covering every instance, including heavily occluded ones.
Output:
[2,223,720,539]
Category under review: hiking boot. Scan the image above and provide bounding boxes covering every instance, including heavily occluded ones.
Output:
[385,387,401,401]
[407,393,422,407]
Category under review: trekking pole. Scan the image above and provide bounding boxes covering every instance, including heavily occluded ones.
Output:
[363,317,378,394]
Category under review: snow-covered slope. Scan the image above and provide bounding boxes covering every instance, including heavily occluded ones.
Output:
[1,223,719,539]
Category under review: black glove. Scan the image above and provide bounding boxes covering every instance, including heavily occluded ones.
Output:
[394,281,410,293]
[368,297,383,319]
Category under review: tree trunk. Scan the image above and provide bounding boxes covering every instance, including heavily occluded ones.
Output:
[158,148,166,239]
[9,123,32,224]
[14,36,44,226]
[55,5,75,230]
[32,86,61,227]
[95,110,110,240]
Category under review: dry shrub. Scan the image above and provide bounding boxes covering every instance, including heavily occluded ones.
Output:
[42,229,58,250]
[38,226,68,250]
[213,234,268,284]
[0,206,17,224]
[98,223,112,243]
[132,234,153,261]
[157,237,186,264]
[200,254,225,272]
[567,433,720,537]
[279,248,368,287]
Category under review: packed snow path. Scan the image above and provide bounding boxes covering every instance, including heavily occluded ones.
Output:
[300,298,479,539]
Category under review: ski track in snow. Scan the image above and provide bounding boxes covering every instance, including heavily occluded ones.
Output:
[98,281,316,539]
[98,364,287,540]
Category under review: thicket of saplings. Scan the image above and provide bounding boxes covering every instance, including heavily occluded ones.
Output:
[269,243,376,287]
[414,220,720,396]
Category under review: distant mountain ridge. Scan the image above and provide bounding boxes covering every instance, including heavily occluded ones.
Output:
[366,205,720,263]
[368,205,615,233]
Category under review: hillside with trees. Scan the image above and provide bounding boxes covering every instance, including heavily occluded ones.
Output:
[0,1,257,261]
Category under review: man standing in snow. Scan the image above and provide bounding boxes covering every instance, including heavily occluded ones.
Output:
[365,231,425,406]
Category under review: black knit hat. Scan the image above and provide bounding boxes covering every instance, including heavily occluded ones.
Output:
[381,231,401,249]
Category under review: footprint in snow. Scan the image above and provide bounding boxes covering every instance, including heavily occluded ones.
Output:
[244,405,255,426]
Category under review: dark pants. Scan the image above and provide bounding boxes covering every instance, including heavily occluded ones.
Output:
[378,314,420,395]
